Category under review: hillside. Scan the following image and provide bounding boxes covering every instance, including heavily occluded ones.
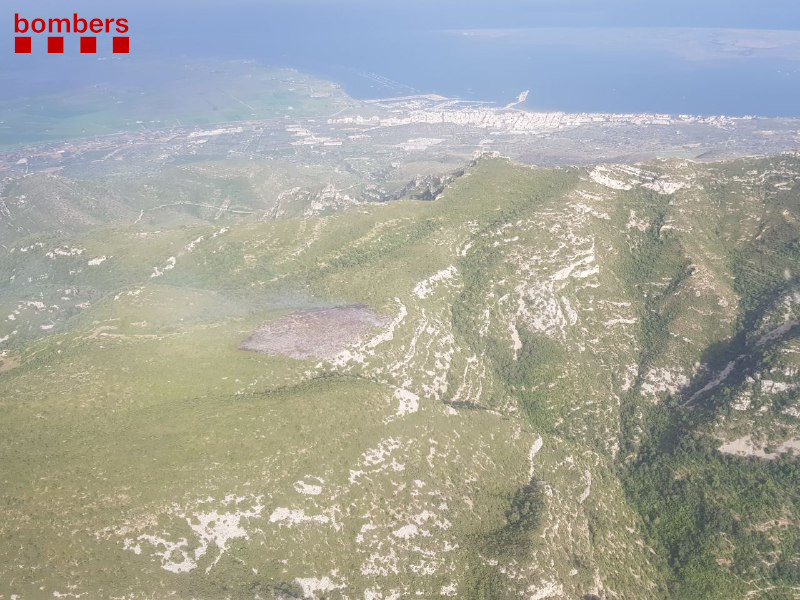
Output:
[1,151,799,599]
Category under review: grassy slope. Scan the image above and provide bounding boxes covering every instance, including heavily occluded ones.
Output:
[0,156,799,598]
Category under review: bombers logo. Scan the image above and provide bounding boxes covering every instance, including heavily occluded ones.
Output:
[14,13,129,54]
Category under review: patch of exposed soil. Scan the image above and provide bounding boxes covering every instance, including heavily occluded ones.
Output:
[718,434,800,460]
[240,305,387,360]
[0,356,20,374]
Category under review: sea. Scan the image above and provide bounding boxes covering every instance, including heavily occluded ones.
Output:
[3,0,800,118]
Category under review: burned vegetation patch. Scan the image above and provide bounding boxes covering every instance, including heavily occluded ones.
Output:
[240,305,387,360]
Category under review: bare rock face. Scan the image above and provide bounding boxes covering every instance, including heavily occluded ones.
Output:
[240,305,388,360]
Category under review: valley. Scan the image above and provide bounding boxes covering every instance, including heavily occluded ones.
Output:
[0,63,799,600]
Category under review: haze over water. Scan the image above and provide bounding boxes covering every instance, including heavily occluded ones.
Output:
[5,0,800,117]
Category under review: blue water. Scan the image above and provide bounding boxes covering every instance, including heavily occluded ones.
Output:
[4,0,800,117]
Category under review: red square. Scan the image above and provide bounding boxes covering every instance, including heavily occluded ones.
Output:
[112,36,129,54]
[80,37,97,54]
[14,37,31,53]
[47,37,64,54]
